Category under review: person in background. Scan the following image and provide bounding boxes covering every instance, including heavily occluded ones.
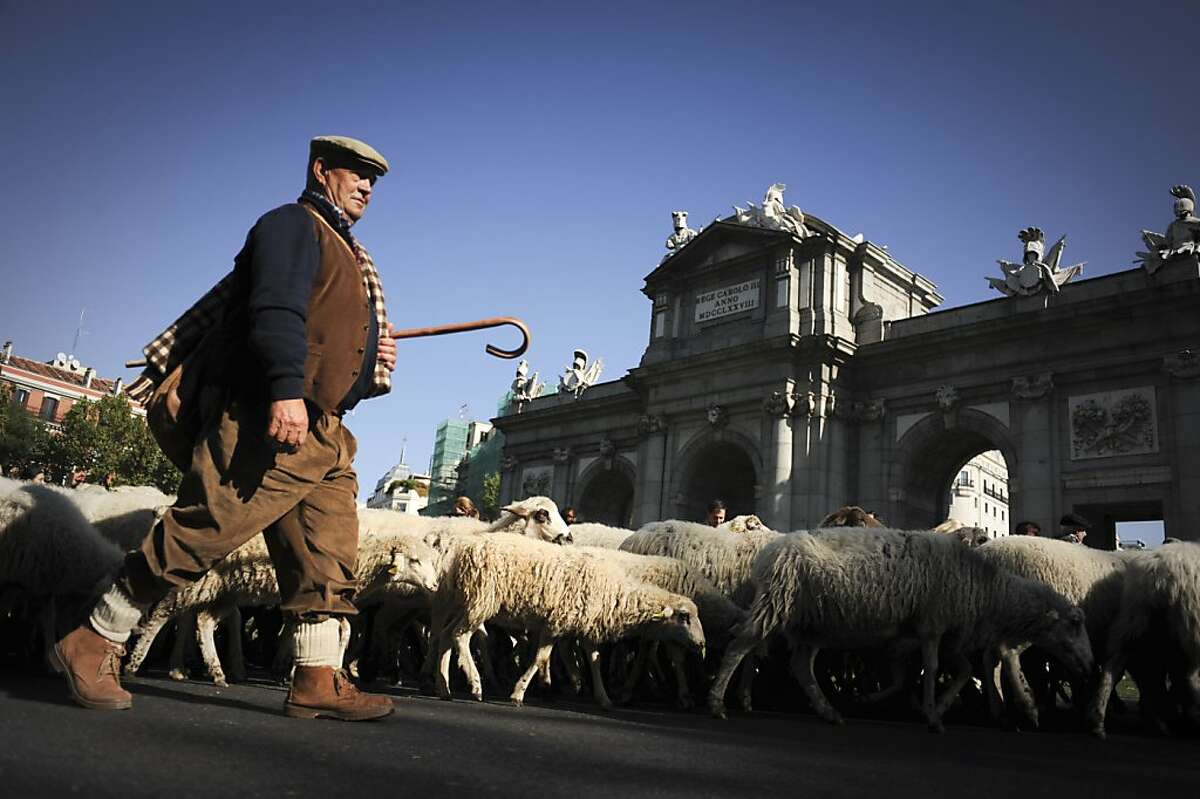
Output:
[452,496,480,519]
[1058,512,1090,544]
[706,499,727,527]
[70,469,89,489]
[562,506,577,525]
[1014,520,1041,537]
[27,466,45,483]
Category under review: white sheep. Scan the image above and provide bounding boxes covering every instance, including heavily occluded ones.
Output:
[359,495,572,544]
[568,522,634,550]
[65,484,174,550]
[973,535,1129,725]
[707,528,1094,732]
[1086,542,1200,738]
[125,530,440,685]
[575,546,747,708]
[431,532,705,709]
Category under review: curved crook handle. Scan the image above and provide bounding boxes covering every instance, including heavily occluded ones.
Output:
[390,316,531,360]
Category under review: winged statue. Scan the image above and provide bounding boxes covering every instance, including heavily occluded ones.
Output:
[1136,185,1200,275]
[987,227,1084,297]
[558,349,604,400]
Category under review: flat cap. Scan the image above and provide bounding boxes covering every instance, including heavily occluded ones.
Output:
[310,135,390,176]
[1059,512,1091,529]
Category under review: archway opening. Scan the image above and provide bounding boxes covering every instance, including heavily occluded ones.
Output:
[577,467,635,528]
[681,441,756,523]
[897,418,1014,533]
[942,449,1011,540]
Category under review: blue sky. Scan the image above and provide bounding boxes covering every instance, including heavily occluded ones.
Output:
[1,1,1195,502]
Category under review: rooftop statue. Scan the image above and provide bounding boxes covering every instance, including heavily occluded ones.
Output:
[510,359,544,412]
[558,348,604,400]
[987,227,1084,297]
[663,210,699,259]
[732,183,810,238]
[1137,185,1200,275]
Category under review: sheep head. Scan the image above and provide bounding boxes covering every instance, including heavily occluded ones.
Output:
[641,597,706,658]
[1029,605,1093,679]
[385,540,440,594]
[497,496,572,544]
[818,506,885,528]
[720,514,765,534]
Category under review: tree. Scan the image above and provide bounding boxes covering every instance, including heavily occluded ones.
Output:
[0,383,52,476]
[480,471,501,521]
[42,394,180,493]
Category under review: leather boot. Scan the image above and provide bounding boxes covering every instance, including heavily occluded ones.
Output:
[284,666,394,721]
[51,625,133,710]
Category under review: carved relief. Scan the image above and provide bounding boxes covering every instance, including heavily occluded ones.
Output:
[552,446,573,464]
[935,385,959,412]
[520,465,553,498]
[598,438,616,458]
[839,399,886,423]
[501,454,520,472]
[706,402,728,427]
[1011,373,1054,400]
[1164,349,1200,380]
[1069,388,1158,460]
[791,390,819,418]
[763,391,792,417]
[637,414,666,437]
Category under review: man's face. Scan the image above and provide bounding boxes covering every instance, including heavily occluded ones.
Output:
[564,509,576,525]
[707,508,726,526]
[314,158,376,223]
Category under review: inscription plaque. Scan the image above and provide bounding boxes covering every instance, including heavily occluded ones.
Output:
[695,278,760,323]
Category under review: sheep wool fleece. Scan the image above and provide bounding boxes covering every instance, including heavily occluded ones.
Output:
[118,395,361,620]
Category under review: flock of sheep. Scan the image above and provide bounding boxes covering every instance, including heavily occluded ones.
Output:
[2,474,1198,740]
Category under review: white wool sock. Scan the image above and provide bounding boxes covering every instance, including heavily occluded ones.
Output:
[89,583,145,644]
[293,618,343,668]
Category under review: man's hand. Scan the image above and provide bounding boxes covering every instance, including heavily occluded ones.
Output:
[267,398,310,450]
[377,323,398,372]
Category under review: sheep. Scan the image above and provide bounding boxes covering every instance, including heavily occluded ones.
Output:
[0,479,126,667]
[817,506,885,528]
[359,496,572,544]
[65,484,174,550]
[125,530,440,685]
[574,546,746,708]
[974,536,1128,727]
[932,520,991,548]
[707,528,1094,732]
[1087,542,1200,738]
[431,532,705,709]
[568,522,634,550]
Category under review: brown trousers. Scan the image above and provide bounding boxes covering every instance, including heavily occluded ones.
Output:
[122,394,360,619]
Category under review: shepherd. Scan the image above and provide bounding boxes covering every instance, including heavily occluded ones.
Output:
[54,136,402,720]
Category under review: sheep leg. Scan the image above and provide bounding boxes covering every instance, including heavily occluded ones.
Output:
[169,612,196,681]
[617,640,653,704]
[195,609,227,687]
[455,631,483,701]
[272,620,296,683]
[933,650,974,720]
[556,640,584,694]
[853,658,910,706]
[224,607,246,683]
[1087,651,1129,739]
[126,613,170,676]
[920,636,944,733]
[791,642,844,725]
[511,632,555,707]
[664,643,693,709]
[583,642,613,710]
[434,614,469,700]
[471,626,501,693]
[707,629,761,719]
[735,649,760,712]
[999,646,1039,729]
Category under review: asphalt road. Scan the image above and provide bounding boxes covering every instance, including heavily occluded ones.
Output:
[1,668,1197,799]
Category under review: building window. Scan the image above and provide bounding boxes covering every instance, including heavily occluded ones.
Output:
[13,388,30,407]
[40,396,59,421]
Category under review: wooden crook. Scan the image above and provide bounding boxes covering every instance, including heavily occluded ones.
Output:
[390,316,531,360]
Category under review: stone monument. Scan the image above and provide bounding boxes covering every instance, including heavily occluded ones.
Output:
[510,359,545,412]
[663,210,698,259]
[558,348,604,399]
[1137,184,1200,275]
[987,227,1084,296]
[732,183,810,238]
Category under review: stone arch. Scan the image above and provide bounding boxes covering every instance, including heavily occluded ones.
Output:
[890,408,1020,530]
[575,455,637,528]
[670,428,762,523]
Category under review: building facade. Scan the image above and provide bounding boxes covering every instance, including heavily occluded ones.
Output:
[1,341,140,429]
[366,453,430,515]
[425,418,495,516]
[492,187,1200,546]
[945,450,1010,539]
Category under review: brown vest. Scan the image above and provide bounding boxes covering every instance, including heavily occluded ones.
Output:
[300,206,371,412]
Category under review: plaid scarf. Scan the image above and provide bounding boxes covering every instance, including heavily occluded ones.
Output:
[125,194,391,404]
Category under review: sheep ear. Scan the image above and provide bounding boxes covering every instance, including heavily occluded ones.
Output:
[1043,609,1060,623]
[423,533,442,549]
[654,606,674,619]
[502,503,530,519]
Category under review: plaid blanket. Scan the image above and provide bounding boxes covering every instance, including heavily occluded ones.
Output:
[126,195,391,404]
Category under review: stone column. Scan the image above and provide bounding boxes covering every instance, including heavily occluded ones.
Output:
[499,455,519,506]
[1011,374,1055,529]
[1165,352,1200,538]
[762,391,793,530]
[551,447,573,507]
[634,415,667,527]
